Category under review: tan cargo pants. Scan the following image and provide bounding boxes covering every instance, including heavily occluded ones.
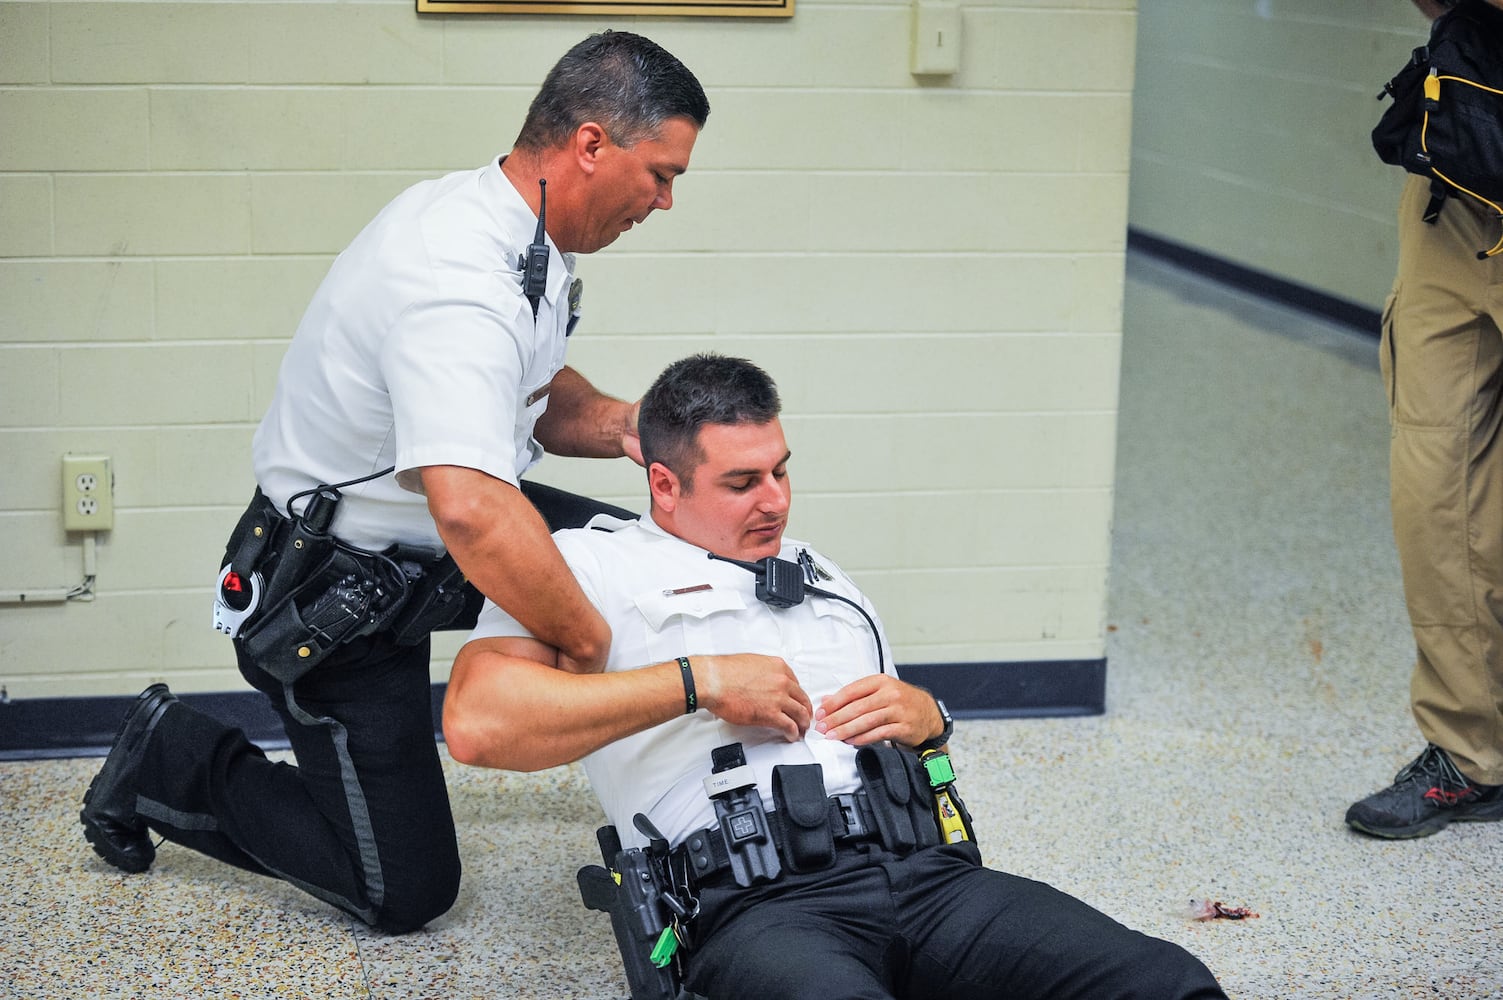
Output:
[1382,174,1503,785]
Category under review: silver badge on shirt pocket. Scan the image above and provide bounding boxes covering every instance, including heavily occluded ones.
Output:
[566,277,583,337]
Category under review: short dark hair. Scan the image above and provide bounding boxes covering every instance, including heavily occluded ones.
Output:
[514,31,710,152]
[639,354,782,489]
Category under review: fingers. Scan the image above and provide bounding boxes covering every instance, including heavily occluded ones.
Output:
[815,676,930,747]
[698,653,812,741]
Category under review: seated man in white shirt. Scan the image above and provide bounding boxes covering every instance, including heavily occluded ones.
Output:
[443,353,1226,1000]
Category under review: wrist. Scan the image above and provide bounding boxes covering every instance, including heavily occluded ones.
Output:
[915,696,953,753]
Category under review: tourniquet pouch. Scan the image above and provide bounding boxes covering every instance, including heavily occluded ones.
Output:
[771,764,835,873]
[855,745,941,854]
[240,542,410,685]
[1373,0,1503,255]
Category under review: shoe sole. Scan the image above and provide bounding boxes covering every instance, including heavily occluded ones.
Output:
[79,808,154,873]
[1346,799,1503,840]
[1346,816,1449,839]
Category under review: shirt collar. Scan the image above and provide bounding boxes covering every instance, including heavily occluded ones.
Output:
[485,156,575,305]
[638,507,795,563]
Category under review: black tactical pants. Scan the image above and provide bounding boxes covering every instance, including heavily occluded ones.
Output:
[135,630,460,934]
[682,841,1227,1000]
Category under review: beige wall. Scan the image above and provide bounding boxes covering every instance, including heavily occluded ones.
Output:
[0,0,1136,699]
[1130,0,1430,308]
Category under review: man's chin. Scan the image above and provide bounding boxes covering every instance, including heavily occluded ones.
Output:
[742,531,784,560]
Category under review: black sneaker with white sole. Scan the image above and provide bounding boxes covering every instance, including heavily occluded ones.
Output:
[1346,743,1503,839]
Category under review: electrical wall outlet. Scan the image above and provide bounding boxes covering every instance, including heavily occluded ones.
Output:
[62,454,114,531]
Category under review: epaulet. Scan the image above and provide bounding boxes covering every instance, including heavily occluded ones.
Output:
[583,513,638,533]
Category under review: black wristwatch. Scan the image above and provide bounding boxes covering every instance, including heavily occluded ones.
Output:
[916,697,953,753]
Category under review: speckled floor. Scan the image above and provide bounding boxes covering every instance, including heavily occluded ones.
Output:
[4,254,1500,999]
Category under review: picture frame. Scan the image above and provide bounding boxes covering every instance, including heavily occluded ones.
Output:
[417,0,792,17]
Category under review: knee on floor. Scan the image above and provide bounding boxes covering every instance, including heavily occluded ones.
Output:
[370,871,461,935]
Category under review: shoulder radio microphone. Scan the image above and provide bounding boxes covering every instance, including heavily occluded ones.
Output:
[521,178,549,316]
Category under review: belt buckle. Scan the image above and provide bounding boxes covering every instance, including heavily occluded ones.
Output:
[832,792,870,842]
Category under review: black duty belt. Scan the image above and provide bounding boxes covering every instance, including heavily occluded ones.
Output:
[673,790,880,884]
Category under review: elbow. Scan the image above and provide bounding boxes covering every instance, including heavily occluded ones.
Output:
[442,710,544,771]
[440,695,491,768]
[441,712,483,768]
[429,490,489,554]
[441,691,549,772]
[441,651,504,769]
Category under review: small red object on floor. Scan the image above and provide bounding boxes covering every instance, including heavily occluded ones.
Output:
[1188,899,1259,921]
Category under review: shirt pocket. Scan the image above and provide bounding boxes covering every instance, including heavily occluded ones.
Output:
[800,597,880,677]
[632,585,749,664]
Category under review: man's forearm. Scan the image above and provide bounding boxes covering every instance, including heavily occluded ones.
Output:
[534,366,637,459]
[444,642,688,771]
[423,465,610,670]
[444,644,816,771]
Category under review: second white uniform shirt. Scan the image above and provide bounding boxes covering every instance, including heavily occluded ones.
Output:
[253,157,576,551]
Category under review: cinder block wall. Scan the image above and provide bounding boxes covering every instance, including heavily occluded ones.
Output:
[0,0,1136,699]
[1130,0,1430,309]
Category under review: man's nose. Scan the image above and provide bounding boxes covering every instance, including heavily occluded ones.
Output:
[756,478,789,512]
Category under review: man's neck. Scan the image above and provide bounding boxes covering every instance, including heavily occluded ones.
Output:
[500,150,549,219]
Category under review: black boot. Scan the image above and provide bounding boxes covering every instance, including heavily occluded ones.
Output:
[80,684,177,873]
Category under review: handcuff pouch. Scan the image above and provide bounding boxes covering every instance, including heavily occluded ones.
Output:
[771,764,835,873]
[224,489,282,581]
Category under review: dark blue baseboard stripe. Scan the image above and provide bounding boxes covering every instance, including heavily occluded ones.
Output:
[902,660,1105,719]
[0,659,1105,760]
[1128,227,1381,338]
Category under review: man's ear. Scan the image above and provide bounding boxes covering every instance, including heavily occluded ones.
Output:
[647,461,680,512]
[573,122,607,175]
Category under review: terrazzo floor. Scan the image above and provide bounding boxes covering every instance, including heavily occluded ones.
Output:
[4,253,1500,998]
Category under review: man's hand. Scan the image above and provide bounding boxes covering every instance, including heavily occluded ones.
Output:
[694,653,814,742]
[814,675,944,748]
[534,366,640,463]
[622,399,644,467]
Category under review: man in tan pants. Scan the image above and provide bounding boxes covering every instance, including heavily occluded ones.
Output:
[1346,0,1503,838]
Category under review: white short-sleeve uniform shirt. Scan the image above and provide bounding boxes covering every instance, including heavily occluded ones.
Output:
[252,158,575,551]
[468,513,897,849]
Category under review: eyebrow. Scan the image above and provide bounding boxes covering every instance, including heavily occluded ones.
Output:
[716,450,792,481]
